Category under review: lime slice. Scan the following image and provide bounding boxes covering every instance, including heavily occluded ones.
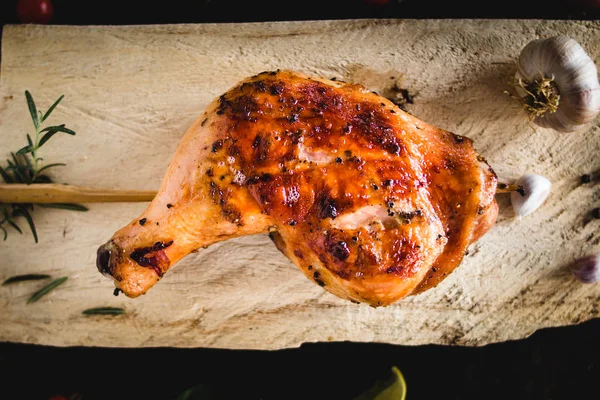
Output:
[353,366,407,400]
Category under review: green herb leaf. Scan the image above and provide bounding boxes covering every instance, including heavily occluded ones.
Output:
[42,95,64,122]
[27,276,68,303]
[33,174,52,183]
[27,133,34,147]
[7,159,28,183]
[16,145,33,156]
[39,203,89,212]
[82,307,125,315]
[14,207,38,243]
[25,91,39,129]
[10,152,21,168]
[10,153,33,182]
[38,124,64,147]
[21,154,34,178]
[37,163,66,174]
[7,219,22,234]
[3,274,51,285]
[41,125,76,136]
[1,226,6,241]
[0,166,13,183]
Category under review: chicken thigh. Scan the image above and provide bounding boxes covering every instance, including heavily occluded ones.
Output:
[96,70,498,306]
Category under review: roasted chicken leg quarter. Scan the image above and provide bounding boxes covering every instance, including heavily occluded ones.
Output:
[96,70,498,306]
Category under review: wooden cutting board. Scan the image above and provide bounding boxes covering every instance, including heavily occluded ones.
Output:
[1,19,599,349]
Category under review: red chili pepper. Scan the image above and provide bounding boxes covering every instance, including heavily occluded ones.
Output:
[47,396,68,400]
[17,0,54,24]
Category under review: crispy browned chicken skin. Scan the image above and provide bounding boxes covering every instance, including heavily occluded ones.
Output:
[96,70,498,306]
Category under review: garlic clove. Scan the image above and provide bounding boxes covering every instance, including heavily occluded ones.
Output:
[570,254,600,284]
[515,35,600,133]
[510,173,551,217]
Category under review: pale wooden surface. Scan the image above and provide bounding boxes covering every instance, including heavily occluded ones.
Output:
[1,20,599,349]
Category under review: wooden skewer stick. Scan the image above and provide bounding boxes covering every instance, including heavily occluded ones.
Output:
[0,184,157,204]
[0,181,523,204]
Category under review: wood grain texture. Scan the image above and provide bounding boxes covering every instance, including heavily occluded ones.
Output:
[1,19,599,349]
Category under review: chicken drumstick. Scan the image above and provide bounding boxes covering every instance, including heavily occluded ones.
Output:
[96,70,498,306]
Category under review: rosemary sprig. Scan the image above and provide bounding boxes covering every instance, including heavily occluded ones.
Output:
[3,273,125,312]
[2,274,51,285]
[1,91,88,243]
[82,307,126,316]
[27,276,68,304]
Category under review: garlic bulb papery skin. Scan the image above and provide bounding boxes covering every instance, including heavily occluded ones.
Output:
[570,254,600,284]
[511,173,551,217]
[516,35,600,133]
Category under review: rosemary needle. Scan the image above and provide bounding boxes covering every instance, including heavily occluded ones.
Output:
[27,276,68,304]
[2,274,50,285]
[82,307,125,316]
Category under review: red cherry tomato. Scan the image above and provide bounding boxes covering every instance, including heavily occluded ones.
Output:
[17,0,54,24]
[47,395,68,400]
[364,0,390,5]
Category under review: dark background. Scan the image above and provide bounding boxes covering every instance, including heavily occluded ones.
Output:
[1,319,600,399]
[1,1,600,399]
[0,0,600,26]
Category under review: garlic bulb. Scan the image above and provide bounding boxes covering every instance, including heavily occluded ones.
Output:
[515,35,600,133]
[570,254,600,283]
[510,173,551,217]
